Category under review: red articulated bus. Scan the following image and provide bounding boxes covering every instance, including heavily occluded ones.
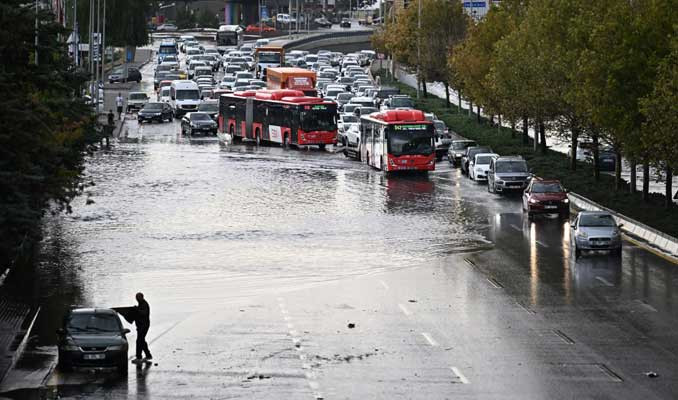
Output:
[218,89,337,149]
[359,110,435,172]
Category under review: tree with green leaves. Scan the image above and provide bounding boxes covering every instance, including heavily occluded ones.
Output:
[0,1,98,267]
[640,35,678,208]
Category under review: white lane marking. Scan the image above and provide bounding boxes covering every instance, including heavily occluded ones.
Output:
[421,332,439,347]
[450,367,470,384]
[486,277,504,289]
[289,330,298,336]
[283,315,291,321]
[510,224,522,232]
[535,240,550,248]
[398,303,412,316]
[378,280,390,290]
[595,276,614,287]
[281,309,289,314]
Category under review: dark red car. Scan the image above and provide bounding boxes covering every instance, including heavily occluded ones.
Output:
[522,179,570,219]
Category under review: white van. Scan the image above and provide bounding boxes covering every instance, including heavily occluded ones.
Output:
[170,80,201,117]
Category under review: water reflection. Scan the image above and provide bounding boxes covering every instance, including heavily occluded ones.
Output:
[569,255,622,290]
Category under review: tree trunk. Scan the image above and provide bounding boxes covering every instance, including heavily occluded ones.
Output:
[614,149,622,191]
[490,115,494,125]
[629,161,637,193]
[522,116,529,145]
[539,122,546,154]
[570,124,579,171]
[666,165,673,209]
[642,161,650,201]
[444,82,450,108]
[476,105,481,124]
[458,90,462,112]
[498,115,502,134]
[592,134,600,181]
[422,78,428,97]
[511,121,516,139]
[468,101,473,117]
[533,118,539,152]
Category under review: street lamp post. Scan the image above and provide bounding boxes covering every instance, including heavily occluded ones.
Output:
[416,0,421,99]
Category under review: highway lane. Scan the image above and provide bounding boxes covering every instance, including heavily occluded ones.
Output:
[2,39,678,400]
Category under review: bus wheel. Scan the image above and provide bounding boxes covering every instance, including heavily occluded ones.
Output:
[319,144,326,151]
[255,129,261,146]
[283,135,289,149]
[230,126,241,143]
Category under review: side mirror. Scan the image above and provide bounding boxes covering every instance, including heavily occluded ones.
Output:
[122,328,131,335]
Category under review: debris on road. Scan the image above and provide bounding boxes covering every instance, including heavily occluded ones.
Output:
[646,371,659,378]
[347,323,356,329]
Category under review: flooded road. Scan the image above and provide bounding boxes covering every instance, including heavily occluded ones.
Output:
[3,56,678,400]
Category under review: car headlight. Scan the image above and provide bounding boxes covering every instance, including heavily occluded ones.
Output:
[107,345,124,351]
[528,198,539,204]
[455,153,463,157]
[561,198,569,204]
[496,180,504,184]
[612,230,621,238]
[577,231,588,238]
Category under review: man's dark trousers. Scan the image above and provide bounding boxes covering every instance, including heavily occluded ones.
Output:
[136,324,151,359]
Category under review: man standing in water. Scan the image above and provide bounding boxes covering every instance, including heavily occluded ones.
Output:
[132,292,152,364]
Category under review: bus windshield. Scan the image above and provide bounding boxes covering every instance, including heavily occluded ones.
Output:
[300,108,337,132]
[217,32,238,46]
[259,53,282,63]
[387,124,434,156]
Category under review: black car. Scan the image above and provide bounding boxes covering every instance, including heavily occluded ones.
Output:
[57,308,130,372]
[181,112,218,135]
[109,66,141,84]
[340,18,351,28]
[138,102,173,123]
[461,146,492,175]
[447,140,477,166]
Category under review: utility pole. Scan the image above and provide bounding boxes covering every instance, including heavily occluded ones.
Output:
[416,0,421,99]
[95,0,100,111]
[89,0,94,100]
[100,0,106,108]
[258,0,262,38]
[295,0,299,33]
[35,0,39,66]
[73,0,79,66]
[288,0,292,38]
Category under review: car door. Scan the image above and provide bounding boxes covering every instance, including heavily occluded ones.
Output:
[163,103,172,119]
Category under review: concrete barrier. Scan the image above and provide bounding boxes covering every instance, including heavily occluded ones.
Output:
[278,30,373,51]
[568,192,678,260]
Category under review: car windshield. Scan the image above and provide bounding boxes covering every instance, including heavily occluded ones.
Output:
[391,98,413,108]
[579,214,616,227]
[531,183,563,193]
[341,115,358,123]
[176,90,200,100]
[300,108,337,132]
[387,124,434,156]
[496,161,528,173]
[191,113,212,121]
[161,88,170,96]
[476,155,494,164]
[344,104,357,113]
[67,313,119,333]
[337,94,353,101]
[434,122,445,131]
[129,93,147,100]
[453,141,476,150]
[144,103,163,110]
[199,103,218,112]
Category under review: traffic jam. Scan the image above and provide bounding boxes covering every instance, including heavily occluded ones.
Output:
[121,31,623,263]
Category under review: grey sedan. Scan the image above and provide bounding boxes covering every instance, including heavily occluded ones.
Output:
[570,211,622,258]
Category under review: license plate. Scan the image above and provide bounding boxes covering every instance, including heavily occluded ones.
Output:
[84,354,105,360]
[545,205,557,209]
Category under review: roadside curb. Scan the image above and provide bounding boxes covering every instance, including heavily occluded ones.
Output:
[568,192,678,263]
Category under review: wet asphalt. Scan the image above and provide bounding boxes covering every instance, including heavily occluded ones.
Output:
[2,46,678,400]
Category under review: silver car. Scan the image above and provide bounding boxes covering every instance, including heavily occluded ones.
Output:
[570,211,622,258]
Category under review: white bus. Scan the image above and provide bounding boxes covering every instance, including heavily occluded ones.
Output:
[170,80,201,117]
[216,25,243,54]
